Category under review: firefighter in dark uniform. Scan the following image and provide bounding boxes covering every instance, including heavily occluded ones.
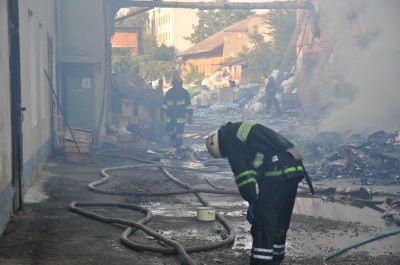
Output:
[205,121,308,265]
[160,76,193,148]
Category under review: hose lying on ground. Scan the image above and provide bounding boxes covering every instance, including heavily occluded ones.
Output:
[323,229,400,264]
[70,153,238,265]
[88,164,240,196]
[72,152,400,264]
[69,201,197,265]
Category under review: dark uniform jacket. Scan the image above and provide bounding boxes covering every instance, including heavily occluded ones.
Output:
[161,85,193,123]
[265,79,278,97]
[218,122,304,204]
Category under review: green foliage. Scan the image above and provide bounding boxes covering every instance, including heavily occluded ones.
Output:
[184,0,254,44]
[111,34,176,81]
[237,85,260,99]
[265,9,296,69]
[239,10,296,83]
[113,8,176,80]
[239,26,273,84]
[187,86,203,99]
[133,54,176,81]
[112,47,136,74]
[184,64,204,85]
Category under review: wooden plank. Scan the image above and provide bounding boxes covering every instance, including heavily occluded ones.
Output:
[64,128,93,143]
[64,141,91,153]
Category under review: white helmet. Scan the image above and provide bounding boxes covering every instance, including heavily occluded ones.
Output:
[205,129,223,158]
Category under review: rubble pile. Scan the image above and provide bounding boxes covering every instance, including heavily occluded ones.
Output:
[302,130,400,185]
[190,69,299,118]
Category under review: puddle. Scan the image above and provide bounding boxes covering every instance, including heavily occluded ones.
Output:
[294,197,390,228]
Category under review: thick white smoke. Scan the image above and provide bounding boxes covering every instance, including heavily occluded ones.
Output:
[318,1,400,134]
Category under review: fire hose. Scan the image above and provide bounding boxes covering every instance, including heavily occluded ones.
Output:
[323,229,400,264]
[69,153,240,265]
[70,152,400,264]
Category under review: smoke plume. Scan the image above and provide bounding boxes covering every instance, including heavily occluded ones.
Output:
[318,1,400,135]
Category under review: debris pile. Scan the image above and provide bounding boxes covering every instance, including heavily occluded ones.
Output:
[107,73,163,145]
[302,130,400,185]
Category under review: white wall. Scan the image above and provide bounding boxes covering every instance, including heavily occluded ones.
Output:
[18,0,55,194]
[0,0,15,236]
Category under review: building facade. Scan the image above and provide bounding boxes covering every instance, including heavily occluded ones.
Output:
[0,0,112,236]
[149,2,199,54]
[178,14,271,81]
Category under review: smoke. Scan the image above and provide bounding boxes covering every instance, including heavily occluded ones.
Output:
[318,1,400,135]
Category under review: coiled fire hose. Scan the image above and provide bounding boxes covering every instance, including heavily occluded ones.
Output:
[70,152,400,264]
[69,153,240,265]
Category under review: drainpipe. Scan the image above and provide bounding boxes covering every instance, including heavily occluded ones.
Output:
[8,0,24,211]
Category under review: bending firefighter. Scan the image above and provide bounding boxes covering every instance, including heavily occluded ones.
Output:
[160,76,193,148]
[205,122,314,265]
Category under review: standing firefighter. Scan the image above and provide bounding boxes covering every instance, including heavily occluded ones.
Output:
[265,76,281,115]
[205,122,314,265]
[160,76,193,148]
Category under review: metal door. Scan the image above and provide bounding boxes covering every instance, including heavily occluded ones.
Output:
[66,74,96,130]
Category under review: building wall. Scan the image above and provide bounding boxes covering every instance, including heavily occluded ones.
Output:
[1,0,57,236]
[150,5,198,54]
[0,0,14,236]
[182,50,224,77]
[18,0,55,196]
[223,31,248,60]
[170,8,198,53]
[59,0,108,139]
[111,30,139,56]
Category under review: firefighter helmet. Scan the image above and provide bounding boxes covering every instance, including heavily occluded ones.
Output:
[205,129,223,158]
[171,76,183,85]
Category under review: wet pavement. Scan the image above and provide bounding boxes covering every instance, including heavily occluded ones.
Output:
[1,108,399,265]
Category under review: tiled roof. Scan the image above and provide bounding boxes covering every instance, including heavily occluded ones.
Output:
[111,32,138,48]
[178,19,248,57]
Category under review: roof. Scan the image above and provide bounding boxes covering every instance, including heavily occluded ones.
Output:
[178,19,248,57]
[111,32,138,48]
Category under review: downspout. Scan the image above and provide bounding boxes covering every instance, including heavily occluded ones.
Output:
[95,0,112,143]
[8,0,24,211]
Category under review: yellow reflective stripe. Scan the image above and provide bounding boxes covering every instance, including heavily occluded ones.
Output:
[177,118,186,123]
[186,105,193,110]
[253,152,264,168]
[162,104,168,110]
[176,99,185,105]
[237,177,257,188]
[165,117,171,122]
[235,170,257,180]
[235,170,257,187]
[167,100,174,105]
[265,166,303,177]
[236,122,257,144]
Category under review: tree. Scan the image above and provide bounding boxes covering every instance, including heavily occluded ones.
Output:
[239,26,274,84]
[264,9,296,69]
[184,0,254,44]
[112,33,176,81]
[112,9,177,81]
[239,9,296,83]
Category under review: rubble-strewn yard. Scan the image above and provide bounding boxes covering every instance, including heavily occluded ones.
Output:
[0,109,399,265]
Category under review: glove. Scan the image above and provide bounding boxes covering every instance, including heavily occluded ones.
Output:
[247,204,255,224]
[187,115,193,125]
